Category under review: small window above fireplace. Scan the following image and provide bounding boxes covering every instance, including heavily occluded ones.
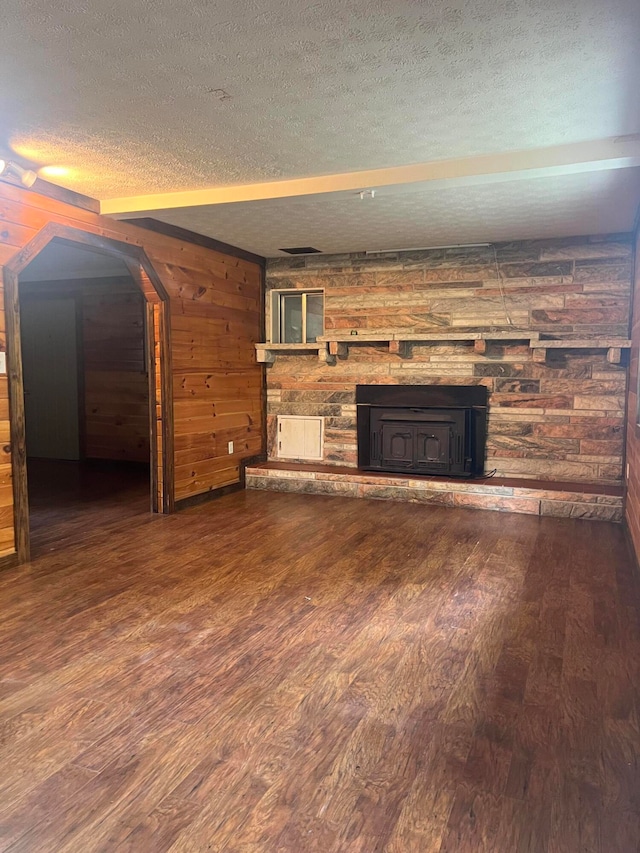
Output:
[270,290,324,344]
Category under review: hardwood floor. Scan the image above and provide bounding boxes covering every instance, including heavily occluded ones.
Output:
[1,465,639,851]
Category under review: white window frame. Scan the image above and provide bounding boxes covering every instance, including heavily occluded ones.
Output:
[269,289,324,344]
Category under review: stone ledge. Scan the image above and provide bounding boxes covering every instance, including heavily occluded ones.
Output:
[256,332,631,365]
[246,463,623,522]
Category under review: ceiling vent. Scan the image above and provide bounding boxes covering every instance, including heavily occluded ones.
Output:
[279,246,322,255]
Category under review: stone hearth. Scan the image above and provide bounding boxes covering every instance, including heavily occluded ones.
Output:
[246,462,623,522]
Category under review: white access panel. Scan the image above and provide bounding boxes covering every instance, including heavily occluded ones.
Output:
[277,415,324,460]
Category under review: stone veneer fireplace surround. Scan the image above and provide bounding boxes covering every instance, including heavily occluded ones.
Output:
[249,235,633,521]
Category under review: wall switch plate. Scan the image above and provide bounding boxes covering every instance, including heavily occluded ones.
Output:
[0,352,5,374]
[627,462,630,480]
[228,441,234,454]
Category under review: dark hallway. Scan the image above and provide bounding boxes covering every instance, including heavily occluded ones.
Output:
[27,460,150,558]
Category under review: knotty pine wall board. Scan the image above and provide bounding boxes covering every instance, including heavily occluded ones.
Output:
[625,222,640,561]
[82,287,148,461]
[0,182,265,559]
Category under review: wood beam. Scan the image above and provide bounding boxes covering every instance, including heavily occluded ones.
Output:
[100,136,640,215]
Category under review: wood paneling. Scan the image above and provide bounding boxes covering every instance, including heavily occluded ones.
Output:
[625,223,640,559]
[0,182,265,561]
[124,217,265,266]
[82,287,149,462]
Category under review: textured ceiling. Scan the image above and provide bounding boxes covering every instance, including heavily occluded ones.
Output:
[1,0,639,198]
[20,242,131,282]
[127,167,640,257]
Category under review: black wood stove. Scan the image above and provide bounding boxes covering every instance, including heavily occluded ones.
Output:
[356,385,487,478]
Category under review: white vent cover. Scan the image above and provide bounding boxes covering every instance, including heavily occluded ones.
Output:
[277,415,324,460]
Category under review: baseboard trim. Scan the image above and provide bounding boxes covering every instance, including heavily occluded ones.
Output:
[175,455,267,511]
[0,552,20,571]
[176,481,243,510]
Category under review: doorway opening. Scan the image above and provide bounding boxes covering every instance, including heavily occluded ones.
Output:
[19,242,150,553]
[4,226,173,563]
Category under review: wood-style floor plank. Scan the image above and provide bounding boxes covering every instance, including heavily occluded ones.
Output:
[0,460,638,852]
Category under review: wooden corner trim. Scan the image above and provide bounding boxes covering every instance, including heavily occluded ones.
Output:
[159,299,175,514]
[121,218,266,268]
[173,455,266,510]
[174,482,244,510]
[26,178,100,213]
[3,266,30,564]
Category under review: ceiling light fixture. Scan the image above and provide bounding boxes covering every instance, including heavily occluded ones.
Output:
[359,189,376,199]
[0,160,38,188]
[38,164,71,179]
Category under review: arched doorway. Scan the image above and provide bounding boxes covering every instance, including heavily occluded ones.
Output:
[3,223,174,562]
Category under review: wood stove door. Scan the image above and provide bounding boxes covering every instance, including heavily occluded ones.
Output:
[380,423,415,469]
[416,425,452,471]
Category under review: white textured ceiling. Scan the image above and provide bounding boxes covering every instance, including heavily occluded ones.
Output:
[1,0,639,254]
[1,0,639,197]
[126,167,640,256]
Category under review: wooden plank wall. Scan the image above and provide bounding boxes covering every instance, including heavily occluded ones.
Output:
[625,223,640,559]
[82,286,149,462]
[0,181,265,558]
[170,278,263,498]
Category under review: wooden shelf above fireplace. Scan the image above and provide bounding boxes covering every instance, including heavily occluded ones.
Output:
[529,337,632,364]
[255,332,632,365]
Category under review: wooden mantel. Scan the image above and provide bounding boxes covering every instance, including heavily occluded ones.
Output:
[255,331,632,366]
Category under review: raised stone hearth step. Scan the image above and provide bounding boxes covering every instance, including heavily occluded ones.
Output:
[246,463,623,522]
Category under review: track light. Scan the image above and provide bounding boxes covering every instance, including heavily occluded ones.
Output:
[0,160,38,188]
